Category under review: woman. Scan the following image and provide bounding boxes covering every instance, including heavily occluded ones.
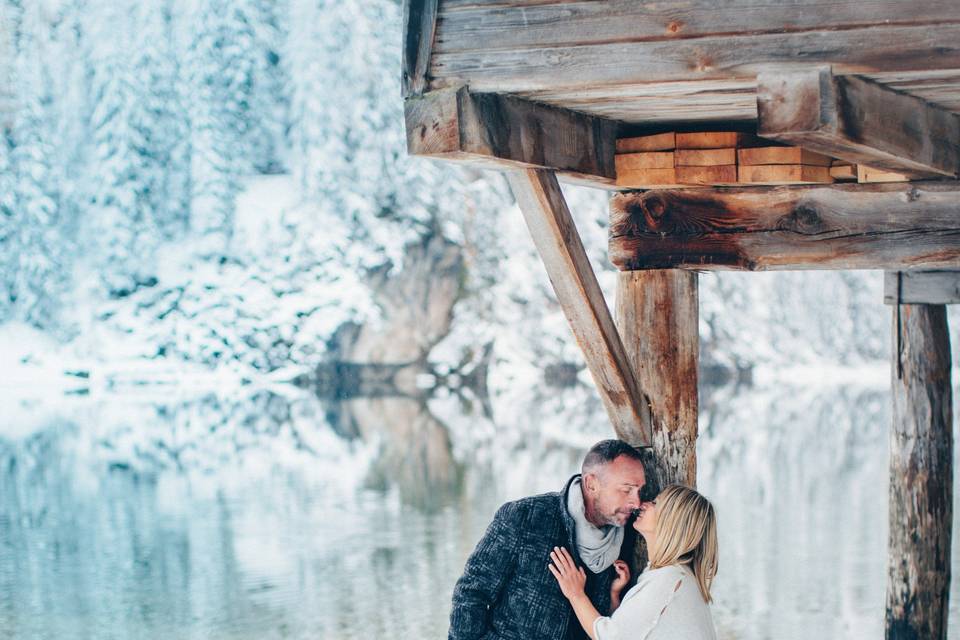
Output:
[549,484,718,640]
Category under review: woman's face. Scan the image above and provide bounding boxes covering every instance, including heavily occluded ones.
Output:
[632,498,658,537]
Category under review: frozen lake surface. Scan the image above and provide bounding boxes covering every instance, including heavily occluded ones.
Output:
[2,382,960,639]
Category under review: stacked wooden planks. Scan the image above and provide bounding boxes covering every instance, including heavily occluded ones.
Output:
[737,145,832,184]
[615,132,740,188]
[675,133,738,186]
[614,132,679,187]
[615,132,915,188]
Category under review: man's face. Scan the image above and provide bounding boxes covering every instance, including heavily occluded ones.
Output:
[583,455,647,527]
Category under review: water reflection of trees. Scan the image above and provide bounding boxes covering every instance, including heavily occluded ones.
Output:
[0,430,296,639]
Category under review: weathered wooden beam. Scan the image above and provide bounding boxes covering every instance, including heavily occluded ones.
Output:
[757,67,960,178]
[436,1,960,54]
[402,0,439,97]
[430,23,960,96]
[884,271,960,305]
[887,303,952,640]
[609,182,960,271]
[614,271,698,488]
[507,169,652,446]
[405,87,616,188]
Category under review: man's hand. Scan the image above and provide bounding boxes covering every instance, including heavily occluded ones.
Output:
[548,547,587,601]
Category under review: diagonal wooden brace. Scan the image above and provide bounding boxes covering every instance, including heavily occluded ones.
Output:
[506,168,652,446]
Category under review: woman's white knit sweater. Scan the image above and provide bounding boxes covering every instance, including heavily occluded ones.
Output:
[592,563,717,640]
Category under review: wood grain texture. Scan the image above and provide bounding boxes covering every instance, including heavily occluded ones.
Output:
[675,148,736,166]
[422,3,960,125]
[516,71,960,125]
[609,182,960,271]
[616,152,674,170]
[524,80,759,124]
[430,24,960,95]
[829,164,858,180]
[508,169,653,446]
[738,147,833,166]
[738,164,833,185]
[676,165,737,185]
[435,1,960,53]
[614,270,698,488]
[402,0,440,97]
[758,67,960,178]
[884,271,960,304]
[858,165,911,183]
[675,132,745,149]
[887,303,952,640]
[616,132,676,153]
[616,168,680,189]
[405,87,617,187]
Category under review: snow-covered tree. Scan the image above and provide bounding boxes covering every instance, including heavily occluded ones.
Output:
[4,1,73,330]
[185,0,287,251]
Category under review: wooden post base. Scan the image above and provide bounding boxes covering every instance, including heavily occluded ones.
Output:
[887,304,953,640]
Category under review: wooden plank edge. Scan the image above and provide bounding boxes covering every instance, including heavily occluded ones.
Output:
[884,270,960,304]
[758,67,960,179]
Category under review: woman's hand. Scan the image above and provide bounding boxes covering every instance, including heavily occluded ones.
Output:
[548,546,587,601]
[610,560,630,595]
[609,560,630,612]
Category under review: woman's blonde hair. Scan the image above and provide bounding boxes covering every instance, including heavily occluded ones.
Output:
[648,484,718,603]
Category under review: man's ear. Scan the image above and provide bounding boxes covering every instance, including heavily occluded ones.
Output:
[583,472,599,493]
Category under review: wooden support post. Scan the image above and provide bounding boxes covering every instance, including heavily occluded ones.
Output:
[886,302,952,640]
[757,66,960,178]
[614,271,699,488]
[507,169,652,446]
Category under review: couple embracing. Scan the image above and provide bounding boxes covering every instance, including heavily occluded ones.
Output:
[449,440,718,640]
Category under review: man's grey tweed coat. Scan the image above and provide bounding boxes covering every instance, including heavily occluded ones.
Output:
[448,474,638,640]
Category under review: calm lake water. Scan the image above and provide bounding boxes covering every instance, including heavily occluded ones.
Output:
[2,381,960,639]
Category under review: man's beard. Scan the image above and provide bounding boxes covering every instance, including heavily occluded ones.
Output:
[587,501,626,528]
[608,509,631,527]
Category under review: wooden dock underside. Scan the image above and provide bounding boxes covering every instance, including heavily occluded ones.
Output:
[425,1,960,125]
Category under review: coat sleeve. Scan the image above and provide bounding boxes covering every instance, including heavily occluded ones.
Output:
[592,568,685,640]
[448,502,522,640]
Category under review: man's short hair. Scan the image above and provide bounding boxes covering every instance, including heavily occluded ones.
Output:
[581,439,645,474]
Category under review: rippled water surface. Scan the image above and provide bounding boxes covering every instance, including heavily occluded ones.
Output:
[2,384,960,639]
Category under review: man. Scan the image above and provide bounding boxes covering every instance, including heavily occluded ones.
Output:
[449,439,651,640]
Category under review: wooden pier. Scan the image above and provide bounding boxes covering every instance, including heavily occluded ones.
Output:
[402,2,960,637]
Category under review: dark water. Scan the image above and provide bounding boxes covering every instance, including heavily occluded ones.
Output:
[2,382,959,639]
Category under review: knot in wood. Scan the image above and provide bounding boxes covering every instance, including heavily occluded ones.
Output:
[778,203,825,235]
[622,196,668,234]
[641,194,667,223]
